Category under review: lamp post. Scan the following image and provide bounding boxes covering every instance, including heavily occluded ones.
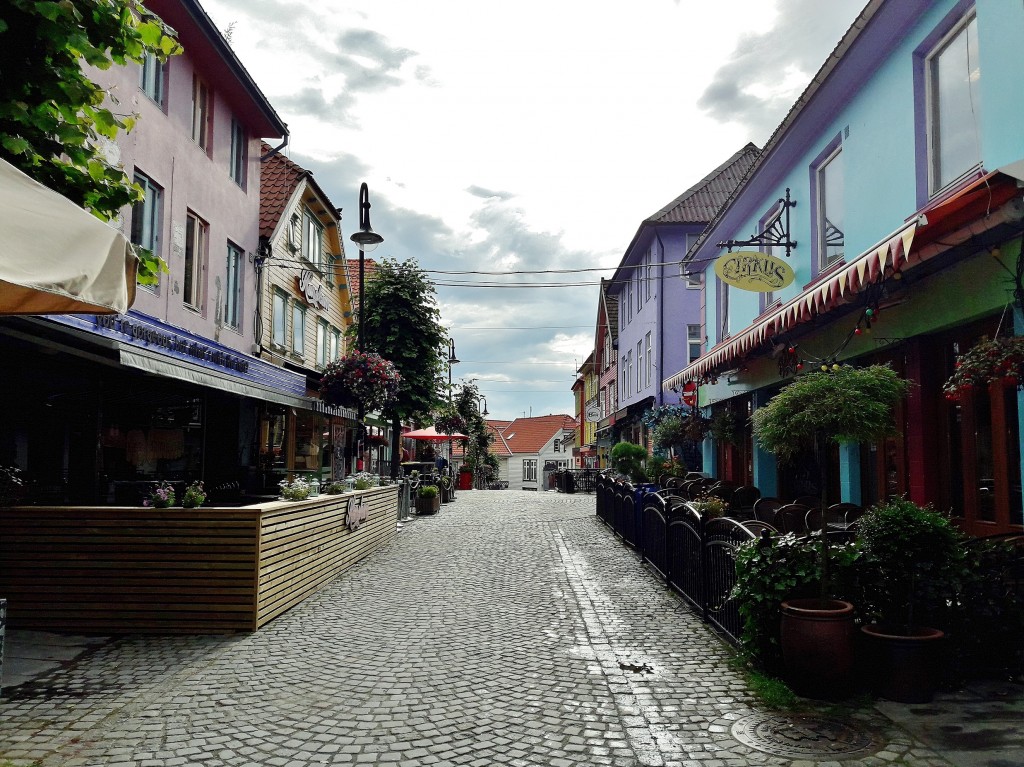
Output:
[477,395,488,417]
[349,182,383,472]
[446,338,459,481]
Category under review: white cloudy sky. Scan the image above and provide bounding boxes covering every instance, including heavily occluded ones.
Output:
[201,0,865,421]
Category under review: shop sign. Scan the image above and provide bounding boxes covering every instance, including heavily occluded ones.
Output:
[298,270,328,310]
[584,403,602,422]
[95,314,250,373]
[347,494,369,531]
[714,250,795,292]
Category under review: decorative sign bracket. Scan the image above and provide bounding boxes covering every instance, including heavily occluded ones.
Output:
[717,188,798,258]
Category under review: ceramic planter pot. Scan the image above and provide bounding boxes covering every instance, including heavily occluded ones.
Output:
[860,624,945,703]
[780,598,856,699]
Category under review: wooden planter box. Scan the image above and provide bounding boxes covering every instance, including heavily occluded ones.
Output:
[416,495,440,515]
[0,486,399,634]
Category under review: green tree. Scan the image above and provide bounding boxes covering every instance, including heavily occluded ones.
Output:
[0,1,180,282]
[448,380,494,485]
[355,258,448,477]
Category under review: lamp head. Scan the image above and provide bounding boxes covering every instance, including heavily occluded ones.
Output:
[351,182,384,252]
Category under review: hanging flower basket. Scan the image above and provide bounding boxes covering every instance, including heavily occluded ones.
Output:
[942,336,1024,400]
[320,351,401,410]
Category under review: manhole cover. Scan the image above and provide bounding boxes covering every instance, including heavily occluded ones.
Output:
[731,713,881,759]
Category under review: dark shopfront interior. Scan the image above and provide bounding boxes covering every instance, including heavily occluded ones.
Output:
[0,336,256,506]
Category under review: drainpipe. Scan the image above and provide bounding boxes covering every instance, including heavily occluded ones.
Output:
[260,133,289,162]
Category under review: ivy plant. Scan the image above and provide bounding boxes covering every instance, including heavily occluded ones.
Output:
[1,1,181,283]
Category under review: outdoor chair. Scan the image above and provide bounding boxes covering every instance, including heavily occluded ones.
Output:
[753,497,784,524]
[794,494,824,509]
[775,503,812,535]
[731,485,761,514]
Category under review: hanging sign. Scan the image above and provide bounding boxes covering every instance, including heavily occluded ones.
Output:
[585,403,602,422]
[714,250,795,292]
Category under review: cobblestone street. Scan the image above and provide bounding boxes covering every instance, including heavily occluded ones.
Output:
[0,490,973,766]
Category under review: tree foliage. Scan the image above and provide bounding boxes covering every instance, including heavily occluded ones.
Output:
[0,1,181,282]
[354,258,448,475]
[751,364,911,463]
[448,380,494,481]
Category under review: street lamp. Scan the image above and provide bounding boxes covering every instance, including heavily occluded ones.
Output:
[477,395,489,417]
[350,182,383,354]
[446,338,458,479]
[350,182,383,472]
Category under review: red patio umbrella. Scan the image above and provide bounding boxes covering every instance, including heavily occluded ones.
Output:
[403,426,469,441]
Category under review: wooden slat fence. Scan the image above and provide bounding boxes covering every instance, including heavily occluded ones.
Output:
[0,486,398,634]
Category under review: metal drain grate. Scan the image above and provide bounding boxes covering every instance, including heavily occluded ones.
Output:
[732,713,882,759]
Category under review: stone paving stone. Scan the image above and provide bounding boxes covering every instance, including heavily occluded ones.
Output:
[0,490,978,766]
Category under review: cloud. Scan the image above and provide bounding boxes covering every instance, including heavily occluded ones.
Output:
[466,185,516,202]
[331,29,419,93]
[698,0,863,137]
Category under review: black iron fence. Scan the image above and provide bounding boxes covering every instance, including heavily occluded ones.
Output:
[553,469,598,494]
[595,473,762,646]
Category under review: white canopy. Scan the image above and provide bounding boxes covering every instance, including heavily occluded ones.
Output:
[0,157,137,315]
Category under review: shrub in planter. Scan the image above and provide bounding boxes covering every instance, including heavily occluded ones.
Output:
[854,498,965,702]
[611,441,648,484]
[278,477,311,501]
[416,483,440,515]
[181,481,206,508]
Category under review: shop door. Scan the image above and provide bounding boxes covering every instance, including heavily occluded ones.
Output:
[936,324,1023,536]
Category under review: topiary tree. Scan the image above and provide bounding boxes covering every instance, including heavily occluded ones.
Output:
[1,1,181,283]
[751,364,911,598]
[610,441,648,484]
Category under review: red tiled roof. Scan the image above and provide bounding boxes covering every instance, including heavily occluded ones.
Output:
[259,144,306,240]
[487,420,514,457]
[345,257,379,316]
[499,415,576,455]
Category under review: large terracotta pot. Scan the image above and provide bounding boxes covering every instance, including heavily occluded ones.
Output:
[780,598,855,699]
[860,624,945,703]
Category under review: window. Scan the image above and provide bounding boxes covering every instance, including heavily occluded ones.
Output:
[688,324,702,363]
[627,279,633,320]
[645,331,652,388]
[292,304,306,355]
[139,52,165,106]
[523,459,537,482]
[224,242,243,330]
[302,209,323,268]
[927,14,981,194]
[191,75,210,151]
[683,267,702,290]
[622,346,630,395]
[645,249,652,302]
[636,341,643,392]
[816,146,845,268]
[272,291,287,347]
[316,320,328,368]
[635,269,642,312]
[330,329,340,362]
[718,277,730,340]
[553,439,560,453]
[130,172,162,262]
[229,119,247,187]
[621,356,628,399]
[603,334,611,371]
[183,211,207,309]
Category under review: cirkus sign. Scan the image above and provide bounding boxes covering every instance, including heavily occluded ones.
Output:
[714,250,795,293]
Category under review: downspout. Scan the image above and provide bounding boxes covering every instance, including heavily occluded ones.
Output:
[260,133,289,162]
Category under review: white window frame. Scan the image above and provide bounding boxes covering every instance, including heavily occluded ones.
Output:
[816,145,845,268]
[330,328,340,362]
[130,172,162,259]
[688,324,702,363]
[645,249,652,302]
[224,241,243,330]
[926,13,981,196]
[645,331,652,389]
[636,340,643,392]
[302,208,324,268]
[272,290,287,348]
[183,211,206,310]
[523,459,537,482]
[316,319,328,368]
[292,304,306,355]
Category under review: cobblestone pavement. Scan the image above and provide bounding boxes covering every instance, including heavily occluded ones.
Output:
[0,490,970,766]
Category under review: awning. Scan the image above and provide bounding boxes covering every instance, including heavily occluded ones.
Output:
[120,346,356,417]
[665,220,918,390]
[0,158,138,315]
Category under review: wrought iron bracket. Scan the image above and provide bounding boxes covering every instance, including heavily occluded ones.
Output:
[717,188,798,258]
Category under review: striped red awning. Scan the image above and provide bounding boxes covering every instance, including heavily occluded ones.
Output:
[665,220,917,390]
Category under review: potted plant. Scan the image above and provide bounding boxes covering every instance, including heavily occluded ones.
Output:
[181,480,206,508]
[691,493,728,518]
[416,483,440,515]
[278,477,311,501]
[942,334,1024,400]
[751,363,911,698]
[144,480,176,508]
[319,350,401,411]
[610,441,648,485]
[855,498,964,702]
